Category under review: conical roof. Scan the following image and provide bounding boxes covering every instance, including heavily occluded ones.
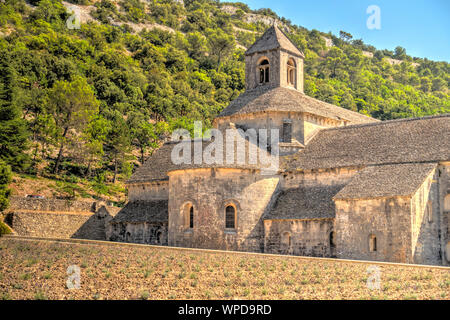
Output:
[245,25,304,57]
[127,125,278,183]
[218,85,376,123]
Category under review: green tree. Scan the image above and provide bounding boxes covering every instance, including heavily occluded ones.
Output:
[106,111,131,183]
[0,161,12,212]
[206,28,235,70]
[394,46,407,60]
[186,32,208,60]
[48,77,99,174]
[82,115,111,177]
[339,30,353,43]
[127,112,159,164]
[324,47,347,78]
[420,77,432,93]
[0,55,29,171]
[431,78,446,92]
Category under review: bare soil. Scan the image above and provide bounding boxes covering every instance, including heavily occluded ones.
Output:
[0,238,449,300]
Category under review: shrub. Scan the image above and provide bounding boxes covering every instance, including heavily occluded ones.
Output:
[140,291,150,300]
[0,220,12,236]
[34,291,47,300]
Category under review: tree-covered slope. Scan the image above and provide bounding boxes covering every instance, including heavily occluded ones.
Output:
[0,0,448,201]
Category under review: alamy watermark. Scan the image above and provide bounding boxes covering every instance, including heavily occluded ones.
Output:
[66,7,81,30]
[170,121,280,175]
[66,264,81,289]
[366,5,381,30]
[366,265,381,290]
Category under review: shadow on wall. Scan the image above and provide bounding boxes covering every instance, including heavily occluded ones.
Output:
[4,198,120,240]
[105,200,169,245]
[71,206,116,240]
[107,221,168,245]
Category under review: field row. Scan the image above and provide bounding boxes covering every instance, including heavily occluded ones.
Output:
[0,238,449,300]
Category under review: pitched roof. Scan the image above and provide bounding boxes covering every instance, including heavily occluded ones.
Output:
[127,143,174,183]
[282,114,450,171]
[334,163,437,200]
[111,200,168,223]
[127,127,276,184]
[218,85,377,123]
[246,25,304,57]
[265,184,346,220]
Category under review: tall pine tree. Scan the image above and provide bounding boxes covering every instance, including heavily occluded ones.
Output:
[0,54,29,171]
[0,161,12,212]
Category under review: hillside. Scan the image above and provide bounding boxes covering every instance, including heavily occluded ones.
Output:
[0,0,448,202]
[0,237,449,299]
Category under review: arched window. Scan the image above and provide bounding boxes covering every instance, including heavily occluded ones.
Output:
[329,231,336,248]
[369,234,377,252]
[225,205,236,229]
[259,59,270,84]
[156,231,162,244]
[189,206,194,229]
[281,232,291,247]
[287,58,296,86]
[182,203,194,229]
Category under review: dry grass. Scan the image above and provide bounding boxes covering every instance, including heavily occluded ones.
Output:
[0,238,449,300]
[9,174,126,203]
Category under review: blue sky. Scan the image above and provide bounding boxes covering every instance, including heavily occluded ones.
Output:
[237,0,450,62]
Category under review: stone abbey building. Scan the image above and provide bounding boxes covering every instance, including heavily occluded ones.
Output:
[108,26,450,266]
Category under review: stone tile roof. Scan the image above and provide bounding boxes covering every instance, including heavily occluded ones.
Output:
[127,143,175,183]
[334,163,437,200]
[246,25,304,57]
[127,127,276,184]
[283,114,450,171]
[217,85,377,124]
[265,184,346,220]
[111,200,168,223]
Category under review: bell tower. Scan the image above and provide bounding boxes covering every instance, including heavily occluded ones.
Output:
[244,25,305,92]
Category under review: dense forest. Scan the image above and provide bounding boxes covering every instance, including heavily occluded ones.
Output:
[0,0,448,204]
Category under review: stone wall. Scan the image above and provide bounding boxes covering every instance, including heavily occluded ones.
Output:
[4,197,120,240]
[107,222,168,245]
[264,218,334,257]
[279,50,304,92]
[439,163,450,265]
[168,168,280,252]
[411,168,441,265]
[282,167,359,190]
[128,181,169,201]
[8,196,96,212]
[215,111,341,149]
[245,50,304,92]
[245,51,279,90]
[334,197,413,263]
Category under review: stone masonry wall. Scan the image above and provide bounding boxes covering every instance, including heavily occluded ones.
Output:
[8,196,96,212]
[244,50,303,92]
[411,168,441,265]
[282,167,359,190]
[334,197,413,263]
[245,50,280,90]
[215,112,341,150]
[440,163,450,265]
[264,218,334,257]
[279,50,304,92]
[4,197,120,240]
[108,222,168,245]
[168,168,280,252]
[128,181,169,201]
